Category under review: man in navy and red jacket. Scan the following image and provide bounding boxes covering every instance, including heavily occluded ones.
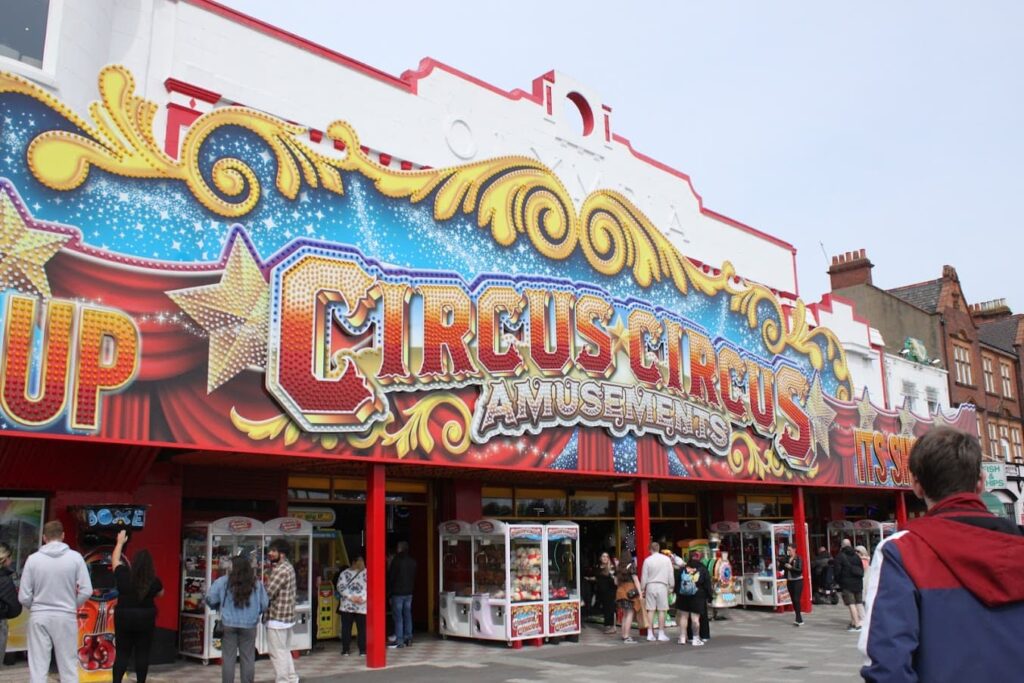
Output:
[859,427,1024,682]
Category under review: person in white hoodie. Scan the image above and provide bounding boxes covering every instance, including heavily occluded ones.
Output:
[18,520,92,683]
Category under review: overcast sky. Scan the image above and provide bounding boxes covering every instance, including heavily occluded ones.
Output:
[221,1,1023,312]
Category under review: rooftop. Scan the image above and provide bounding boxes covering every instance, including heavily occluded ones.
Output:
[887,279,943,313]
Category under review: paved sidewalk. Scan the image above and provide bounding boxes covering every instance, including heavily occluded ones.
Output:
[0,604,865,682]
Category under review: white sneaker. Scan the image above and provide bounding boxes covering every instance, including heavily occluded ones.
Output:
[691,637,704,647]
[646,631,655,641]
[657,632,670,642]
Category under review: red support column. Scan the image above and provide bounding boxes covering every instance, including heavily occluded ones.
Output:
[895,490,908,529]
[366,464,387,669]
[792,486,813,614]
[633,479,652,636]
[634,479,651,563]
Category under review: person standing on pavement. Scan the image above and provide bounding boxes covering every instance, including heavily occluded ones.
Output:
[0,542,22,661]
[18,520,92,683]
[387,541,416,649]
[593,552,617,634]
[859,427,1024,682]
[639,542,674,642]
[678,552,711,646]
[110,531,163,683]
[336,555,367,656]
[265,539,299,683]
[614,556,645,643]
[781,545,804,627]
[855,545,872,592]
[834,538,864,631]
[205,555,268,683]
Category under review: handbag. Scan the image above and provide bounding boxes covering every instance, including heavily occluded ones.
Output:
[212,619,224,639]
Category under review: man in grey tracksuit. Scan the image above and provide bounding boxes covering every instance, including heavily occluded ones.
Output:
[18,520,92,683]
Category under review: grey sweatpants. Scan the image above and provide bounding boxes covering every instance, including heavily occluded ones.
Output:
[28,611,78,683]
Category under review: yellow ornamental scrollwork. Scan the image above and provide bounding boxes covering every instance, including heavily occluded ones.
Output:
[727,431,819,482]
[2,66,347,218]
[230,393,473,458]
[2,64,851,392]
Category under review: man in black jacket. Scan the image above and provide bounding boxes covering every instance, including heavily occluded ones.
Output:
[834,538,864,631]
[387,541,417,648]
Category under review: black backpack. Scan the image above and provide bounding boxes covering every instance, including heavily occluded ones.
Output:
[0,572,21,619]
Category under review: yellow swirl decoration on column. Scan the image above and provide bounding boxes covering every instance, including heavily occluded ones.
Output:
[1,64,851,393]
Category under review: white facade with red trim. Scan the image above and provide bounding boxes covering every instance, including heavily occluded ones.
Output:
[4,0,798,294]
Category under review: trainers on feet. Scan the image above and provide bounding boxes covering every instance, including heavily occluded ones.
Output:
[646,632,655,641]
[657,632,670,642]
[623,636,637,643]
[691,638,704,646]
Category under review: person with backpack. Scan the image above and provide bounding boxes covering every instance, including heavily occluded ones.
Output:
[0,542,22,660]
[834,538,864,631]
[676,552,711,646]
[781,545,804,626]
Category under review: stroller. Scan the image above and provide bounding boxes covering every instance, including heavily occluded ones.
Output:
[811,553,839,605]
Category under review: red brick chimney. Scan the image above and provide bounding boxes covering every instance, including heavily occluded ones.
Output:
[970,298,1013,323]
[828,248,873,290]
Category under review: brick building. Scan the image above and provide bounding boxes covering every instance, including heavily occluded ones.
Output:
[828,253,1023,465]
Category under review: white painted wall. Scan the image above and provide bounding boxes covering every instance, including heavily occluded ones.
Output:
[809,296,886,404]
[885,353,950,415]
[0,0,798,294]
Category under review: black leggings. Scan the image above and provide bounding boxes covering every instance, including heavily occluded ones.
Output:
[789,579,804,623]
[341,612,366,654]
[113,609,156,683]
[595,580,616,627]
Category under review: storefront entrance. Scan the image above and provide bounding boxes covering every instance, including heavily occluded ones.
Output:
[287,477,433,635]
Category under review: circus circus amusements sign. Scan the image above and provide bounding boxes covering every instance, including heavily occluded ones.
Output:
[0,65,975,487]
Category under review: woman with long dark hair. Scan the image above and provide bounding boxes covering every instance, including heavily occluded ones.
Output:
[205,555,268,683]
[111,530,163,683]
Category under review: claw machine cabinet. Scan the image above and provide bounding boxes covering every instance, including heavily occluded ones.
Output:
[544,522,581,641]
[853,520,896,555]
[259,518,314,655]
[827,520,855,554]
[470,519,546,644]
[179,517,265,664]
[738,520,792,608]
[438,520,474,638]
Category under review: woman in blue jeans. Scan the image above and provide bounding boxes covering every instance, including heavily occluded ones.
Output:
[205,556,269,683]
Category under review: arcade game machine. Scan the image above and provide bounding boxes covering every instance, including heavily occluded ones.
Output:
[827,520,855,554]
[544,522,581,641]
[468,519,547,645]
[313,527,348,641]
[853,520,897,555]
[738,520,794,608]
[706,523,742,610]
[438,520,474,639]
[179,517,265,664]
[71,505,148,681]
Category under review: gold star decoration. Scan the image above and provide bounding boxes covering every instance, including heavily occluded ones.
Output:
[805,373,837,458]
[899,403,917,436]
[0,191,70,298]
[167,237,269,393]
[608,316,630,358]
[856,388,878,431]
